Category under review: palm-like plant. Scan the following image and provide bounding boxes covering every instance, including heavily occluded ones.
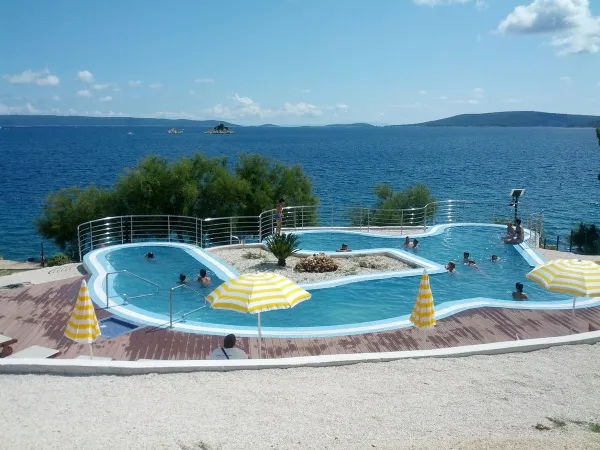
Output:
[265,233,300,267]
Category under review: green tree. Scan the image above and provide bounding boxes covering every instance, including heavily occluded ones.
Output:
[37,153,319,255]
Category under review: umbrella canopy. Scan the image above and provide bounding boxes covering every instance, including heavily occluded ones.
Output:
[526,259,600,298]
[410,270,436,329]
[527,259,600,333]
[207,272,311,358]
[207,272,311,314]
[65,279,101,345]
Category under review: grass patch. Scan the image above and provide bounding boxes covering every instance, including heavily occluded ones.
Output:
[0,269,29,276]
[589,423,600,433]
[241,251,266,260]
[547,417,567,428]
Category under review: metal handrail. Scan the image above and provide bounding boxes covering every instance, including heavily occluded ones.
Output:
[169,283,207,328]
[104,270,160,308]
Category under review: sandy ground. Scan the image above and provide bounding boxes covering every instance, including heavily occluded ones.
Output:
[0,263,85,288]
[1,344,599,449]
[210,247,412,284]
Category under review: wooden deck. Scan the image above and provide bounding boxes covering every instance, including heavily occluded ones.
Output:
[1,276,599,361]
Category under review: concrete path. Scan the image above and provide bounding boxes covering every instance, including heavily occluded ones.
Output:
[0,263,86,288]
[538,248,600,262]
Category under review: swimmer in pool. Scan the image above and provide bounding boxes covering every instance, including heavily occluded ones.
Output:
[404,236,413,248]
[336,243,352,252]
[199,269,211,287]
[491,254,499,262]
[512,282,529,300]
[145,251,155,260]
[412,239,419,249]
[446,261,457,274]
[463,252,470,264]
[179,273,187,283]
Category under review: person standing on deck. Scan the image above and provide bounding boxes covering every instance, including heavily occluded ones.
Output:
[275,198,285,236]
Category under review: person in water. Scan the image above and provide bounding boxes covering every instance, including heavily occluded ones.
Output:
[463,252,470,264]
[446,261,457,273]
[412,239,419,249]
[491,254,499,262]
[179,273,187,283]
[199,269,211,287]
[467,259,479,270]
[275,198,285,236]
[336,243,352,252]
[505,222,515,241]
[512,282,529,300]
[145,251,155,260]
[404,236,413,248]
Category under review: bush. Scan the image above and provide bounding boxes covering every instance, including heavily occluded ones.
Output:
[349,183,436,227]
[295,253,339,273]
[570,223,600,255]
[265,233,300,267]
[46,253,71,267]
[37,153,319,256]
[242,251,265,260]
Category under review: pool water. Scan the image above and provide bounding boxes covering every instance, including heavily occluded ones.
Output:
[104,226,570,330]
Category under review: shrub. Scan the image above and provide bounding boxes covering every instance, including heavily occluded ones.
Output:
[295,253,339,273]
[570,223,600,255]
[242,251,265,260]
[46,253,71,267]
[265,233,300,267]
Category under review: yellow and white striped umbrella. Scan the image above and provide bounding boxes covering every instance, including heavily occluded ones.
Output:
[207,272,311,314]
[526,259,600,333]
[526,259,600,298]
[207,272,311,359]
[409,270,436,329]
[65,280,101,347]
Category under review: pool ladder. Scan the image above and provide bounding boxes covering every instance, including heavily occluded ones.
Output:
[103,270,160,308]
[169,284,209,328]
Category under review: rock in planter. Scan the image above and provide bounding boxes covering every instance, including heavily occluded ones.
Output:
[295,253,339,273]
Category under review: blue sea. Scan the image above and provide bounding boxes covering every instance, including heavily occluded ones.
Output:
[0,126,598,260]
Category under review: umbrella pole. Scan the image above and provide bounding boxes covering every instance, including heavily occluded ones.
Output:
[89,343,94,360]
[571,296,576,334]
[257,312,262,360]
[424,328,428,350]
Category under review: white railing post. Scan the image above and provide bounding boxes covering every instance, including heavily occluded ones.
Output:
[230,218,233,245]
[120,217,124,244]
[77,224,83,262]
[195,217,198,246]
[258,214,262,243]
[89,223,94,251]
[401,210,404,234]
[294,208,297,231]
[167,215,171,242]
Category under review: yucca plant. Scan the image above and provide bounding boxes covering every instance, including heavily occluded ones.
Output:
[265,233,300,266]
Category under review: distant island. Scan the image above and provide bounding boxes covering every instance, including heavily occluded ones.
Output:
[408,111,600,128]
[204,123,235,134]
[1,111,599,128]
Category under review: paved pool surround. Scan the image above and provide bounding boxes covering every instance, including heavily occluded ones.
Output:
[84,223,599,338]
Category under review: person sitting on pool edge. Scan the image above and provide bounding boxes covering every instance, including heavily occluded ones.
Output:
[505,222,515,241]
[145,251,155,260]
[209,334,248,360]
[336,243,352,252]
[512,282,529,300]
[199,269,211,287]
[505,219,525,245]
[179,273,187,283]
[446,261,457,274]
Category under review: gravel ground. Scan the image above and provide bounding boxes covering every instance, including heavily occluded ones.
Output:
[209,248,412,284]
[1,344,599,449]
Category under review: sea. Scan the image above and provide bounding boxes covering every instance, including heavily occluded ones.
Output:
[0,125,598,261]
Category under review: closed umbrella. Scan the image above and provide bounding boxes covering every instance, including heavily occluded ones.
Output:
[65,279,101,358]
[207,272,311,358]
[526,259,600,333]
[410,270,436,347]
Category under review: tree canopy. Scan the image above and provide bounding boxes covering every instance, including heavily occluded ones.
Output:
[37,153,318,254]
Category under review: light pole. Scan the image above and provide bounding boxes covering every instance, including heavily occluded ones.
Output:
[509,189,525,222]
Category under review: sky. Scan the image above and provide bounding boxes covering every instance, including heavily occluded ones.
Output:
[0,0,599,125]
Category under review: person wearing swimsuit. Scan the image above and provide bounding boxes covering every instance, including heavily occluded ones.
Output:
[275,198,284,236]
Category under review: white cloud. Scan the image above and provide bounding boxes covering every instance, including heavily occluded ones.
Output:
[99,96,112,102]
[282,102,323,116]
[3,69,60,86]
[77,70,94,83]
[498,0,600,55]
[92,83,110,90]
[128,80,142,87]
[189,90,196,95]
[449,99,479,105]
[77,89,92,98]
[560,75,573,83]
[204,104,235,120]
[51,95,61,101]
[0,102,40,114]
[472,87,484,97]
[419,90,428,95]
[439,95,449,100]
[113,87,121,92]
[503,98,522,103]
[148,82,163,89]
[468,99,479,105]
[154,111,198,120]
[88,110,126,117]
[335,103,349,111]
[194,78,215,83]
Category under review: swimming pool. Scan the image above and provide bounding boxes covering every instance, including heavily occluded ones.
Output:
[85,224,600,338]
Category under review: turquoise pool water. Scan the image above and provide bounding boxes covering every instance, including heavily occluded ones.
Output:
[105,226,570,329]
